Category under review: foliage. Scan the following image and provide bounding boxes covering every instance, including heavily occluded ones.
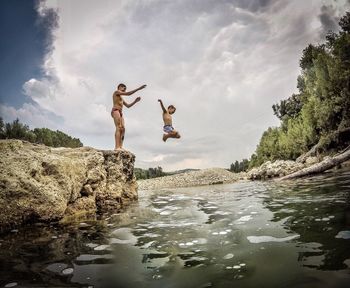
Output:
[230,159,249,173]
[134,166,166,180]
[134,168,148,180]
[247,11,350,168]
[0,117,83,148]
[272,94,303,121]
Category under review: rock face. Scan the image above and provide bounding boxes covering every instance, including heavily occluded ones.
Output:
[138,168,239,190]
[0,140,137,232]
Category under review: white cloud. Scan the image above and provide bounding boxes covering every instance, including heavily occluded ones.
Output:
[0,102,61,130]
[5,0,349,170]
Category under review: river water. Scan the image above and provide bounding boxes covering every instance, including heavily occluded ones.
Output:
[1,169,350,288]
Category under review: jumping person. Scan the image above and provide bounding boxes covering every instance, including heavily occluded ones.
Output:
[112,83,146,150]
[158,99,181,142]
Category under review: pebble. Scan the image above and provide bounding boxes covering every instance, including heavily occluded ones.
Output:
[152,274,162,280]
[4,283,17,287]
[335,231,350,239]
[62,268,74,275]
[94,244,111,251]
[223,253,234,259]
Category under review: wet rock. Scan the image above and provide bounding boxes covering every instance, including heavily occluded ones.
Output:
[0,140,138,232]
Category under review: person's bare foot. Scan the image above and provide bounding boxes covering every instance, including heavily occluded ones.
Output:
[114,147,125,151]
[163,134,168,142]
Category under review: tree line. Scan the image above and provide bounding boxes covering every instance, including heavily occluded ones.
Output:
[230,159,249,173]
[134,167,166,180]
[0,117,83,148]
[230,11,350,171]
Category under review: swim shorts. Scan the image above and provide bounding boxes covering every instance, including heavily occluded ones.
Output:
[163,125,174,133]
[111,108,123,118]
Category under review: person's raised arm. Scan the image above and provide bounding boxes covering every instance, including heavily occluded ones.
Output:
[117,84,147,96]
[123,97,141,108]
[158,99,167,113]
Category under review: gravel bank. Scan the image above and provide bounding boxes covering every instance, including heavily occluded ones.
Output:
[137,168,241,190]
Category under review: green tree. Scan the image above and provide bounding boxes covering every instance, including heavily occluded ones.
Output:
[134,168,149,180]
[0,118,83,148]
[339,11,350,33]
[147,166,165,178]
[4,118,30,140]
[230,159,249,173]
[249,11,350,168]
[272,94,303,121]
[33,128,83,148]
[0,117,4,139]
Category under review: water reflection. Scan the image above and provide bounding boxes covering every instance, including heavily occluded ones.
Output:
[0,169,350,287]
[264,169,350,271]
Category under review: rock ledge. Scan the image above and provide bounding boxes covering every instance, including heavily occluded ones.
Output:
[0,140,137,232]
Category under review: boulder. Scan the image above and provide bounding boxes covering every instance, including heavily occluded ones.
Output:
[0,140,137,232]
[247,160,305,180]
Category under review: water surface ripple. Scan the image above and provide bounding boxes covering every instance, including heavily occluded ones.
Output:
[1,169,350,287]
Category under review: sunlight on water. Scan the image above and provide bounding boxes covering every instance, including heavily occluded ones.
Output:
[1,169,350,287]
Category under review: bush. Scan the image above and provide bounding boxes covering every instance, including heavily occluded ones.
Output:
[0,118,83,148]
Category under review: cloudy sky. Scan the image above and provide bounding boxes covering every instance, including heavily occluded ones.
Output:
[1,0,349,171]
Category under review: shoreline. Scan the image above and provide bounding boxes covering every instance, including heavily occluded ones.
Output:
[137,157,350,190]
[137,168,242,190]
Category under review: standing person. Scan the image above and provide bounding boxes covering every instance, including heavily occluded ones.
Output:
[158,99,181,142]
[112,83,146,150]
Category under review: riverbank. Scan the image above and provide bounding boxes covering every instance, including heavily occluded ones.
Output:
[138,168,241,190]
[138,153,350,190]
[137,158,319,190]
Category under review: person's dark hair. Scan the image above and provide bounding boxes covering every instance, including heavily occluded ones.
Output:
[118,83,126,89]
[168,105,176,111]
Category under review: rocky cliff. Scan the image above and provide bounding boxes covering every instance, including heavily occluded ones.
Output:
[0,140,138,232]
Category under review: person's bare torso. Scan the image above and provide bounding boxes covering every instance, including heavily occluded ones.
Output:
[113,91,123,110]
[163,112,172,126]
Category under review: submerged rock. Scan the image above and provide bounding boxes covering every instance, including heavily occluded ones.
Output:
[0,140,138,232]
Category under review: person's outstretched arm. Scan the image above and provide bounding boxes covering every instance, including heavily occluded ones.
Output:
[123,97,141,108]
[117,84,147,96]
[158,99,167,113]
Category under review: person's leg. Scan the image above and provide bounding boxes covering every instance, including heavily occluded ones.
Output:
[112,111,123,150]
[163,126,170,142]
[120,117,125,147]
[170,130,180,139]
[163,130,180,141]
[163,133,169,142]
